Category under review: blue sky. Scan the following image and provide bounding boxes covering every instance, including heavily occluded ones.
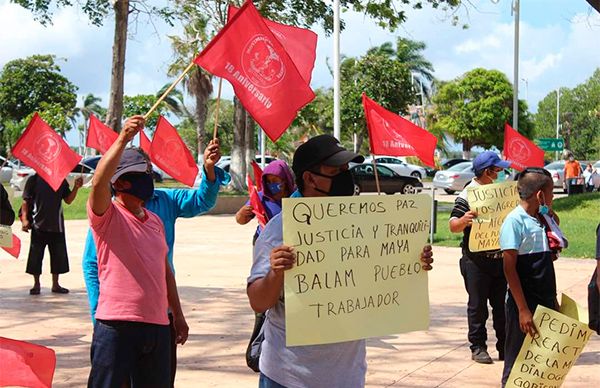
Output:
[1,0,599,147]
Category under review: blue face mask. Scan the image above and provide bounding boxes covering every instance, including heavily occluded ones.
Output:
[539,193,549,215]
[267,182,284,196]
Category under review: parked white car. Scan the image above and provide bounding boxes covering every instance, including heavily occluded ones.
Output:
[0,156,17,184]
[432,162,475,194]
[10,163,95,191]
[363,156,427,180]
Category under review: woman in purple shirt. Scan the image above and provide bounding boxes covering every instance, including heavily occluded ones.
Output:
[235,160,295,243]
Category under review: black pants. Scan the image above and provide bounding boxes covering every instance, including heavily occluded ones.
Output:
[459,256,506,352]
[502,295,524,387]
[88,320,171,388]
[26,229,69,275]
[168,313,177,387]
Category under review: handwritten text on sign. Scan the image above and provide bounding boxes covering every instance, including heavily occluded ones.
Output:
[282,195,431,346]
[506,304,593,388]
[467,181,520,252]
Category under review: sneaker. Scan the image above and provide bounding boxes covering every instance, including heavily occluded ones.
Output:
[471,348,493,364]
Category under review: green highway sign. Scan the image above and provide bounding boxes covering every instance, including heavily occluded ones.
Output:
[535,138,564,151]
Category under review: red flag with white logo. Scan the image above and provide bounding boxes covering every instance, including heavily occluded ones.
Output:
[362,94,437,167]
[1,235,21,259]
[12,113,82,191]
[0,336,56,388]
[250,160,263,191]
[228,4,317,84]
[194,0,315,142]
[503,123,544,171]
[140,130,152,155]
[247,174,267,228]
[86,114,118,154]
[150,116,199,187]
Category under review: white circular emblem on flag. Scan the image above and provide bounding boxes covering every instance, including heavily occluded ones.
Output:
[507,137,531,162]
[242,34,286,88]
[164,139,184,165]
[35,133,61,163]
[96,130,109,150]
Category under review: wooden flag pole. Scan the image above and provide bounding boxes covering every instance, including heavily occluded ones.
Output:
[144,61,196,121]
[371,156,382,195]
[212,78,224,140]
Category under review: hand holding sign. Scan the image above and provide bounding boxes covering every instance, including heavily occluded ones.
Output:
[271,245,296,274]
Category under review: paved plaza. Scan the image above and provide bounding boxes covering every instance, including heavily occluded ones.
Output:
[1,215,598,387]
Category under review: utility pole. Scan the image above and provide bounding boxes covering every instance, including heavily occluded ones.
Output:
[512,0,520,131]
[556,88,560,161]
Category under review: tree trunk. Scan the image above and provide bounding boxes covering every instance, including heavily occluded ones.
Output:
[245,115,256,171]
[462,140,472,159]
[230,97,247,191]
[104,0,129,132]
[356,132,365,155]
[194,93,207,161]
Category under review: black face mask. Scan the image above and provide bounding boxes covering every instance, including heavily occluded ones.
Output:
[311,169,355,197]
[115,172,154,201]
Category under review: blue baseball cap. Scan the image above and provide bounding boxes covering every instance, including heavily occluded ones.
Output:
[472,151,511,174]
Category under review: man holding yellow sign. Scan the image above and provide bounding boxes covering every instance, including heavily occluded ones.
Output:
[246,135,434,388]
[449,151,512,364]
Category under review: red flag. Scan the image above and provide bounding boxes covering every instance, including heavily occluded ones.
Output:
[86,114,118,154]
[150,116,199,187]
[12,113,82,191]
[0,336,56,388]
[503,123,544,171]
[228,4,317,84]
[1,235,21,259]
[362,94,438,167]
[250,160,263,192]
[247,174,267,228]
[194,0,315,142]
[140,130,152,155]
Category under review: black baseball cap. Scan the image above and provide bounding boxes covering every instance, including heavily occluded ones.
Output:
[111,148,152,184]
[292,134,364,177]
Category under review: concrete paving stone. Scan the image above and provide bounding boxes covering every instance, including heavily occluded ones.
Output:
[0,217,598,387]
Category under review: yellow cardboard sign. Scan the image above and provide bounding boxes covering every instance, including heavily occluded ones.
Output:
[506,300,593,388]
[467,181,520,252]
[282,194,432,346]
[559,294,589,324]
[0,225,13,248]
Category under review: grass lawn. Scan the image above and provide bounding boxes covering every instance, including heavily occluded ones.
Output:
[434,192,600,259]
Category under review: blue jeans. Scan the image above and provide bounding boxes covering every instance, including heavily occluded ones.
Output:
[259,373,287,388]
[88,320,171,388]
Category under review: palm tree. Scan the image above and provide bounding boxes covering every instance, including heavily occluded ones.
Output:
[76,93,106,154]
[369,38,435,101]
[155,84,191,119]
[168,4,214,161]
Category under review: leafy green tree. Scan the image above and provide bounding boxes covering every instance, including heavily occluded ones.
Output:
[340,52,414,153]
[0,55,78,127]
[0,55,78,153]
[534,69,600,160]
[122,94,170,130]
[430,68,533,157]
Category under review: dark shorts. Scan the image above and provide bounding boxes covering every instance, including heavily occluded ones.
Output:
[88,320,171,388]
[26,229,69,275]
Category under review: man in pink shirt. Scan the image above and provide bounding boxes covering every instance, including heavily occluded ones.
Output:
[87,115,188,387]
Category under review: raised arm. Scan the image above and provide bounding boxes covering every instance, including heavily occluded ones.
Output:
[89,116,144,216]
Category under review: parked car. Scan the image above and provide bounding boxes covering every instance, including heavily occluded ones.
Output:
[0,156,18,184]
[363,156,427,180]
[425,158,469,177]
[216,155,277,172]
[350,164,423,195]
[83,156,164,182]
[10,163,95,191]
[433,162,475,194]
